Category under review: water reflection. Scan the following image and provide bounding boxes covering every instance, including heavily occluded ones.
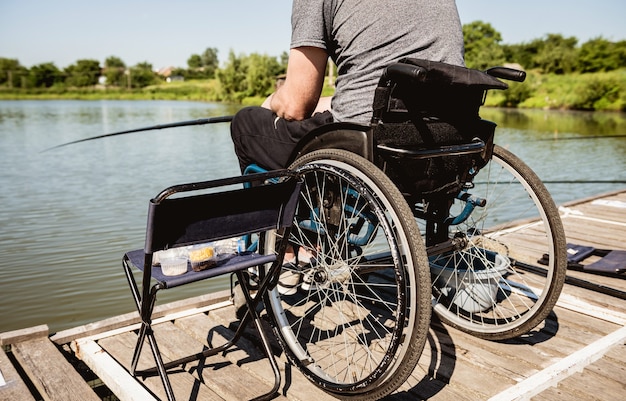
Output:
[481,108,626,138]
[480,108,626,205]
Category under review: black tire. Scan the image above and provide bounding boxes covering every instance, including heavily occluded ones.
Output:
[427,145,567,340]
[264,149,431,399]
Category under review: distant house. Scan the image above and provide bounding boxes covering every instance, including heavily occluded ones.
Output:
[166,75,184,83]
[157,66,184,83]
[156,66,173,76]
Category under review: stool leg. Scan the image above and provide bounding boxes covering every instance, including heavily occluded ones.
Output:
[146,329,176,401]
[236,270,281,400]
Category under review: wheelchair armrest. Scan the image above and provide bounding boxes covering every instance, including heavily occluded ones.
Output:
[288,122,374,164]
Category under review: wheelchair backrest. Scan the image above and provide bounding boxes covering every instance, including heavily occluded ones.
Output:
[372,58,509,124]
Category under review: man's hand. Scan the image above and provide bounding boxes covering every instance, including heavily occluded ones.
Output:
[267,47,328,121]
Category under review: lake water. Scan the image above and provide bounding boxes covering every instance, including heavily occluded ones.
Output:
[1,100,625,334]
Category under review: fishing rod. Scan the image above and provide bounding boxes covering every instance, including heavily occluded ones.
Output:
[43,115,234,152]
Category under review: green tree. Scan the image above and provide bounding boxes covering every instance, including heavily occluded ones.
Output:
[615,40,626,71]
[463,21,505,70]
[128,62,157,88]
[570,77,621,110]
[279,51,289,69]
[577,37,624,73]
[534,34,578,74]
[242,53,283,97]
[217,51,248,100]
[187,54,202,69]
[200,47,219,78]
[0,57,28,87]
[502,40,542,70]
[65,59,101,87]
[500,80,534,107]
[187,48,219,79]
[217,51,284,101]
[29,62,63,88]
[104,56,126,87]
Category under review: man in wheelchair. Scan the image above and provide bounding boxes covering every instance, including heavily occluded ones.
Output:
[223,2,565,399]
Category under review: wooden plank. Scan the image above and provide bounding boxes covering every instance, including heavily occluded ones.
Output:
[420,332,518,399]
[176,308,339,401]
[604,342,626,364]
[584,354,626,385]
[11,337,100,401]
[152,320,288,400]
[426,323,542,382]
[433,321,553,373]
[559,189,626,209]
[531,384,583,401]
[559,279,626,317]
[399,330,506,400]
[556,290,626,325]
[572,204,626,222]
[52,299,232,346]
[556,368,626,401]
[51,311,141,345]
[98,330,222,401]
[0,347,36,401]
[71,339,158,401]
[0,325,48,346]
[488,325,626,401]
[51,290,231,344]
[400,367,472,401]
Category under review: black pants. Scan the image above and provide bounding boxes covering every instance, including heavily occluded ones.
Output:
[231,107,333,172]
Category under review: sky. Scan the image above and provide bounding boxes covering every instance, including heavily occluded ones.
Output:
[1,0,625,70]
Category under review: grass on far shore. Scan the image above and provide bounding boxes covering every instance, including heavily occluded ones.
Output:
[2,69,625,112]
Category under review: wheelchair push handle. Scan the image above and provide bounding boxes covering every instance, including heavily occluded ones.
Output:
[485,66,527,82]
[381,63,428,85]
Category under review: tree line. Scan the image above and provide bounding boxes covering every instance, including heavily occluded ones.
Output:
[1,21,624,103]
[0,47,224,90]
[463,21,626,73]
[0,45,287,102]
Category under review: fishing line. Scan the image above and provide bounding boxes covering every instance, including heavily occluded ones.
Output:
[472,180,626,185]
[542,180,626,184]
[533,134,626,141]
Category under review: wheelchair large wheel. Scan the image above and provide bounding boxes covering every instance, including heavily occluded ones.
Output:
[264,149,431,399]
[427,145,567,340]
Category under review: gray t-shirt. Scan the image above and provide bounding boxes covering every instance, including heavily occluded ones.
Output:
[291,0,465,125]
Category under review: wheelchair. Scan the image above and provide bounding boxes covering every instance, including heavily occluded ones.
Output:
[244,59,567,400]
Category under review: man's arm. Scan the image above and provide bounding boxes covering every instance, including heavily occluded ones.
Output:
[264,46,328,121]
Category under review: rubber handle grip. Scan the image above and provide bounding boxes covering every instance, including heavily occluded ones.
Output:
[486,67,526,82]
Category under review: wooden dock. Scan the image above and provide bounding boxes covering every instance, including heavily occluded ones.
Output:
[2,190,625,401]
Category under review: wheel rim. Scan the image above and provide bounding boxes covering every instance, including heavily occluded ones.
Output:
[266,157,420,392]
